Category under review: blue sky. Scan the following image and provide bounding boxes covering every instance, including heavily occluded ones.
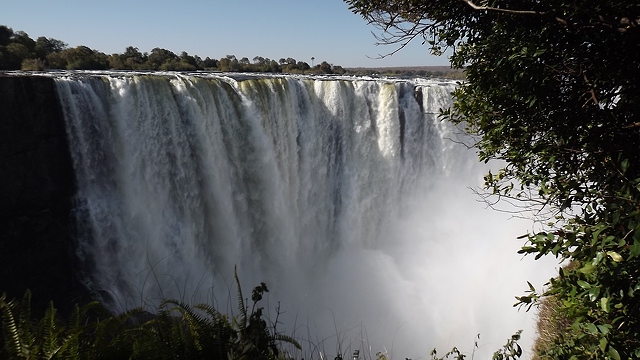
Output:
[3,0,451,68]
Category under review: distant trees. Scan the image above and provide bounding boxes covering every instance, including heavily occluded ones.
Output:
[0,24,345,74]
[64,46,109,70]
[108,46,146,70]
[34,36,67,58]
[218,55,239,72]
[0,25,69,70]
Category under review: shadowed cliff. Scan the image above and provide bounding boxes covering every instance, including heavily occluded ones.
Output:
[0,75,87,315]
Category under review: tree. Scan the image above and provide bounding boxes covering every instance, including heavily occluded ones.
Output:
[0,25,12,46]
[346,1,640,359]
[218,57,231,71]
[122,46,146,69]
[180,51,198,69]
[61,45,109,70]
[0,27,35,69]
[45,51,67,69]
[319,61,332,74]
[1,43,29,69]
[296,61,310,71]
[333,65,346,75]
[10,31,35,53]
[34,36,67,59]
[201,57,217,69]
[147,47,178,70]
[220,55,239,71]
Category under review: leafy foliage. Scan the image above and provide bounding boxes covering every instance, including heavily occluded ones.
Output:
[428,332,523,360]
[1,276,300,359]
[346,0,640,358]
[0,23,343,74]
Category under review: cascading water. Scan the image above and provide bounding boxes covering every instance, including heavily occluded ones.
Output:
[53,71,556,359]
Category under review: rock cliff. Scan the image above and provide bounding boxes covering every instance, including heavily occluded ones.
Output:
[0,75,87,314]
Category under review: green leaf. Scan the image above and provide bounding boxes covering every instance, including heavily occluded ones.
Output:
[612,211,621,225]
[579,263,596,274]
[534,48,546,57]
[603,235,616,245]
[621,158,629,173]
[607,251,623,262]
[601,297,610,313]
[588,287,601,302]
[599,337,608,351]
[629,239,640,259]
[593,227,605,244]
[527,281,535,292]
[608,346,621,360]
[578,280,591,289]
[597,324,611,335]
[593,251,604,265]
[585,322,598,334]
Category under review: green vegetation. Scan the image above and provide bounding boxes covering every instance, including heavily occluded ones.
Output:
[346,0,640,358]
[0,24,467,78]
[0,25,346,74]
[1,270,300,360]
[11,0,640,356]
[346,67,465,79]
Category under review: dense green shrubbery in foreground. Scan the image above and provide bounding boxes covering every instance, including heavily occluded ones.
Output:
[0,270,300,360]
[2,288,527,360]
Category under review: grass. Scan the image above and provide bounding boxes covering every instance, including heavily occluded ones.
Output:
[530,261,577,360]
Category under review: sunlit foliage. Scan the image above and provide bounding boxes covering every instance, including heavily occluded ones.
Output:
[346,1,640,358]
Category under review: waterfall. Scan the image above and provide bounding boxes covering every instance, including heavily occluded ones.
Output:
[53,71,555,359]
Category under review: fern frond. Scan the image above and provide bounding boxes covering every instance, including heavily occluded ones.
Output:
[272,333,302,350]
[194,303,224,323]
[193,303,237,358]
[62,301,99,360]
[38,301,63,359]
[163,299,210,326]
[17,290,36,358]
[62,304,83,360]
[163,299,207,351]
[89,306,143,358]
[146,304,191,357]
[56,331,81,360]
[1,294,22,358]
[234,266,247,332]
[18,291,31,338]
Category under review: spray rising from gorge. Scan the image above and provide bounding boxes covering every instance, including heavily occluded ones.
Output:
[52,72,555,358]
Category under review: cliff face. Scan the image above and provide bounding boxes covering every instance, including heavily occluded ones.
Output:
[0,75,86,313]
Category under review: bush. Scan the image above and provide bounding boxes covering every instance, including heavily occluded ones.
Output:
[20,58,45,71]
[0,269,300,360]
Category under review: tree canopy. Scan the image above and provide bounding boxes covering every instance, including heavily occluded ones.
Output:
[0,24,346,74]
[345,1,640,358]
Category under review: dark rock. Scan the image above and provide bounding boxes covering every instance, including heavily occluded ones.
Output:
[0,75,88,316]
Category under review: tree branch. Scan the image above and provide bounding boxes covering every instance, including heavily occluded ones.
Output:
[460,0,568,25]
[460,0,541,15]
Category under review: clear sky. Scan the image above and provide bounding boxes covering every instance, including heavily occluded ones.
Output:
[3,0,451,68]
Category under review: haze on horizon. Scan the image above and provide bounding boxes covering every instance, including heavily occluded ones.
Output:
[3,0,451,69]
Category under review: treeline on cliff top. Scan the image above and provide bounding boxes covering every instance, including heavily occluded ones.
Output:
[0,24,345,74]
[0,24,463,78]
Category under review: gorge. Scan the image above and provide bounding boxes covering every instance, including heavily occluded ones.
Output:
[0,71,556,359]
